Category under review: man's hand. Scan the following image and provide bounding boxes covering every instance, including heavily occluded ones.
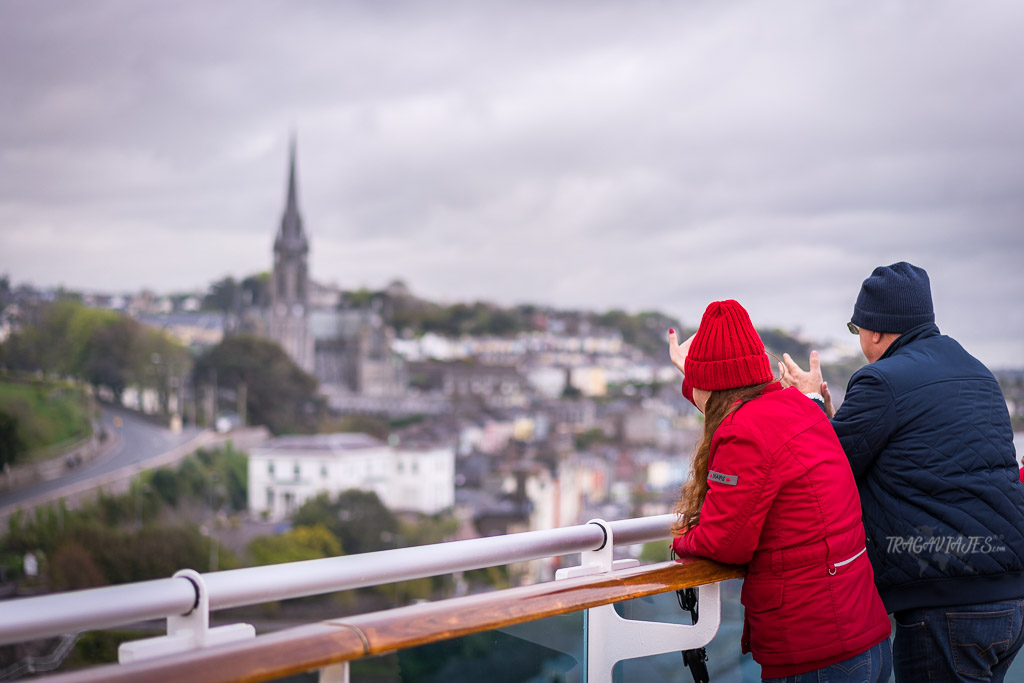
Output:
[668,329,696,375]
[779,350,835,417]
[780,350,824,394]
[821,380,835,418]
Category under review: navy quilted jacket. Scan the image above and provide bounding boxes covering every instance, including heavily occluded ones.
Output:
[831,322,1024,613]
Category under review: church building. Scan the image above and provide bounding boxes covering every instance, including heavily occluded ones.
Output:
[256,137,406,399]
[266,139,315,373]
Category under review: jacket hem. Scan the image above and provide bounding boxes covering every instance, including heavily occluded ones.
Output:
[880,571,1024,613]
[757,631,890,679]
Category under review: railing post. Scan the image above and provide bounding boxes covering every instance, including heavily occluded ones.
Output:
[584,582,721,683]
[555,520,724,683]
[319,662,350,683]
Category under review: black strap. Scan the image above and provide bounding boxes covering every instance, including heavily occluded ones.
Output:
[677,587,710,683]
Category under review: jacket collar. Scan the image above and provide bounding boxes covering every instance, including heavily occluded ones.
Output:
[726,381,782,413]
[879,322,940,361]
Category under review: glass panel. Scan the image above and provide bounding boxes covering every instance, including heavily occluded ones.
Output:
[393,610,584,683]
[270,611,585,683]
[270,613,587,681]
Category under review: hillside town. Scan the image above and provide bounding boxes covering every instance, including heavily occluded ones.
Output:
[3,144,1022,599]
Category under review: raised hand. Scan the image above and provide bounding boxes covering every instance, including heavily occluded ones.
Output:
[668,328,696,375]
[821,380,835,418]
[779,350,824,395]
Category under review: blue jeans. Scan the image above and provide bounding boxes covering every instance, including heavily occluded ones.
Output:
[762,639,892,682]
[893,599,1024,682]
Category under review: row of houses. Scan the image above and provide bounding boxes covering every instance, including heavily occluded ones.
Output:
[245,398,702,586]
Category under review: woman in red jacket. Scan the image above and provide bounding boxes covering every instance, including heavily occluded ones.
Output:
[669,300,891,682]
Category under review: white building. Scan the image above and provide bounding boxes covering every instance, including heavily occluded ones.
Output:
[248,432,455,521]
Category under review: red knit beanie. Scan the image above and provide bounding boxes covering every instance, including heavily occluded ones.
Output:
[682,300,773,404]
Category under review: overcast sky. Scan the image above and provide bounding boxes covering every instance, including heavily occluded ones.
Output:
[1,1,1022,366]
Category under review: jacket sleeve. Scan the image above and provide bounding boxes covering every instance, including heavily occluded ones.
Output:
[830,369,898,479]
[673,424,782,565]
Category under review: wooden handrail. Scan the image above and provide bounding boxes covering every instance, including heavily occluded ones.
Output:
[41,557,744,683]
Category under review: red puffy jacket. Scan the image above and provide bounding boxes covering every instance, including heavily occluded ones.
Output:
[673,383,890,679]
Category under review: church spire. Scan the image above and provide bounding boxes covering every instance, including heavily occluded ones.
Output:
[285,134,298,216]
[275,133,307,253]
[267,131,313,375]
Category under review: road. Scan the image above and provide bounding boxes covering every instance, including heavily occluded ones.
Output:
[0,404,204,514]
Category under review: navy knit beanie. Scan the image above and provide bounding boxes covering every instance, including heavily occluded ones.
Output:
[851,262,934,334]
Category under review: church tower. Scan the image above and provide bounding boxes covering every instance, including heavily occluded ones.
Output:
[268,137,314,373]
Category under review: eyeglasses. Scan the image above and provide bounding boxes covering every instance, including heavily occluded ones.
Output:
[847,321,860,335]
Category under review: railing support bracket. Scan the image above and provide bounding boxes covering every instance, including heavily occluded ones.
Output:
[118,569,255,664]
[556,519,722,683]
[555,519,639,580]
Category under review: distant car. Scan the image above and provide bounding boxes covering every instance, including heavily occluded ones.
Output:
[215,412,242,433]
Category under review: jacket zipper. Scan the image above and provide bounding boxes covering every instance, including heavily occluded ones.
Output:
[828,547,866,575]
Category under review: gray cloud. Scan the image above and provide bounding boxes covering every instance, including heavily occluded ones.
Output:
[1,0,1023,366]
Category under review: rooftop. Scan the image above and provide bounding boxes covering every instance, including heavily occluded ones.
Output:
[253,432,386,455]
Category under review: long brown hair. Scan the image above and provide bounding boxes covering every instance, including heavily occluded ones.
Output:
[672,381,771,534]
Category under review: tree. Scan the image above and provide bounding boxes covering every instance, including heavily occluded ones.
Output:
[400,514,459,548]
[192,335,321,434]
[292,490,399,555]
[0,412,23,467]
[96,525,228,581]
[1,299,82,375]
[218,447,249,512]
[340,288,380,310]
[203,276,239,314]
[134,328,192,414]
[49,539,108,590]
[149,468,183,508]
[0,274,10,315]
[2,500,235,585]
[240,273,270,309]
[79,315,143,401]
[0,300,190,405]
[248,524,342,565]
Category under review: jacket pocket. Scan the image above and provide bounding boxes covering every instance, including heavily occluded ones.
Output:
[740,580,787,657]
[740,580,784,613]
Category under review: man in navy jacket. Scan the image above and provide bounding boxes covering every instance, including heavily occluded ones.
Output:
[783,262,1024,682]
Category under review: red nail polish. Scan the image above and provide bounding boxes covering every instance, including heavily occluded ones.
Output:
[669,328,675,334]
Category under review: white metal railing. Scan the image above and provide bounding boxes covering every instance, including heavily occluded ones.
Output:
[0,514,673,647]
[5,514,740,683]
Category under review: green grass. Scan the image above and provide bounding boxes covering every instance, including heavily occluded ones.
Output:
[0,379,92,461]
